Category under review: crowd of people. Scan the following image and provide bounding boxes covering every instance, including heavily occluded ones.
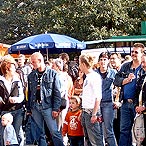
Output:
[0,42,146,146]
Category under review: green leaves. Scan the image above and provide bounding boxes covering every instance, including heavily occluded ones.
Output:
[0,0,146,45]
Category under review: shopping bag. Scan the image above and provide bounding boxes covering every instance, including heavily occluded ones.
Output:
[132,113,145,146]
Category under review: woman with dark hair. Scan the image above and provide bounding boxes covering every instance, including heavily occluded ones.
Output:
[73,68,84,96]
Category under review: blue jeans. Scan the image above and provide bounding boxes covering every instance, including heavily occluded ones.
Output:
[81,111,104,146]
[101,102,116,146]
[25,115,41,144]
[119,102,136,146]
[31,103,64,146]
[0,108,24,146]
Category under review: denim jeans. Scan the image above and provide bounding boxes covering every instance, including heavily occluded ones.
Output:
[68,136,84,146]
[100,102,117,146]
[81,111,104,146]
[31,103,64,146]
[119,102,136,146]
[0,108,24,146]
[25,115,41,145]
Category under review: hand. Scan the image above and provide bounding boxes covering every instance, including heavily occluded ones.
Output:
[127,73,135,82]
[135,106,145,114]
[0,97,5,104]
[6,141,10,145]
[9,97,16,103]
[52,111,59,119]
[113,101,122,109]
[91,115,97,123]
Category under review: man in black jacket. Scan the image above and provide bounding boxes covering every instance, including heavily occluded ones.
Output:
[134,53,146,145]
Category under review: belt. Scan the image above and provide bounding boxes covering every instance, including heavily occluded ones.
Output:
[123,99,133,103]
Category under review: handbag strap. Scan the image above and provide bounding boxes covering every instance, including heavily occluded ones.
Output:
[139,76,146,106]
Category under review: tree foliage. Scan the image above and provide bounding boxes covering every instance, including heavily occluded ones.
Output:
[0,0,146,44]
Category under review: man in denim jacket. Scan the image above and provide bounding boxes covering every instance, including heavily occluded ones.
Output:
[27,52,64,146]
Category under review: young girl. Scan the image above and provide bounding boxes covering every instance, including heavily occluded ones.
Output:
[62,96,84,146]
[1,113,19,146]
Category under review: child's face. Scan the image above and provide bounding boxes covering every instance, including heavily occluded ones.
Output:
[79,70,84,78]
[1,117,9,126]
[69,99,79,110]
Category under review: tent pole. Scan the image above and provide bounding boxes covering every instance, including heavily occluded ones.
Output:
[46,48,48,61]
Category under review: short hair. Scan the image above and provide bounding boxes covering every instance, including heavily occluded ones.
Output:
[133,43,145,52]
[110,52,122,60]
[31,52,44,62]
[70,96,81,105]
[18,54,25,60]
[1,55,16,75]
[59,53,69,63]
[98,52,109,61]
[63,63,68,72]
[2,113,13,124]
[79,54,94,68]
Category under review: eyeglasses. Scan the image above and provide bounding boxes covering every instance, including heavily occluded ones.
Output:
[131,50,139,54]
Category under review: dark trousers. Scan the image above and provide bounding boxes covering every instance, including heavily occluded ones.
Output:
[113,109,120,144]
[68,136,84,146]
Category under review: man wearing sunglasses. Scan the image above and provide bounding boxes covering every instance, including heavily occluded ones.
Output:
[114,43,145,146]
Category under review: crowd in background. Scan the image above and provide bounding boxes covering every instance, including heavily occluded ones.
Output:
[0,42,146,146]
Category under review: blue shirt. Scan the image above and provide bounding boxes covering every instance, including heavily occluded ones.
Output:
[123,65,141,99]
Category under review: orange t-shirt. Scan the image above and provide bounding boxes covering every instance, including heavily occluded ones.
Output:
[62,109,84,137]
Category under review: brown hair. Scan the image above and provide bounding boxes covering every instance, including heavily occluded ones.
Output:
[133,43,145,53]
[110,52,122,60]
[63,63,68,72]
[70,96,81,105]
[98,52,109,61]
[59,53,69,63]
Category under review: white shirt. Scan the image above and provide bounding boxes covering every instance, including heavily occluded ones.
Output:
[82,70,102,109]
[58,71,68,98]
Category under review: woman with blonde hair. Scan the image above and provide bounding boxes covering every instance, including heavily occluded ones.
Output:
[0,55,25,145]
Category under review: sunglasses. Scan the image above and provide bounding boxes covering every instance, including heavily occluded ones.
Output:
[131,50,139,54]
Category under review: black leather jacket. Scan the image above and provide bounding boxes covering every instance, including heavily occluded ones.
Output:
[0,80,23,111]
[134,68,146,109]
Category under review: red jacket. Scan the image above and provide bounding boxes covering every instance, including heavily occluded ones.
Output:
[62,109,84,137]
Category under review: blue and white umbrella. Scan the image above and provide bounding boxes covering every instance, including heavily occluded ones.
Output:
[8,33,86,55]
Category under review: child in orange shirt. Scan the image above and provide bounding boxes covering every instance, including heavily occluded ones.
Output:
[62,96,84,146]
